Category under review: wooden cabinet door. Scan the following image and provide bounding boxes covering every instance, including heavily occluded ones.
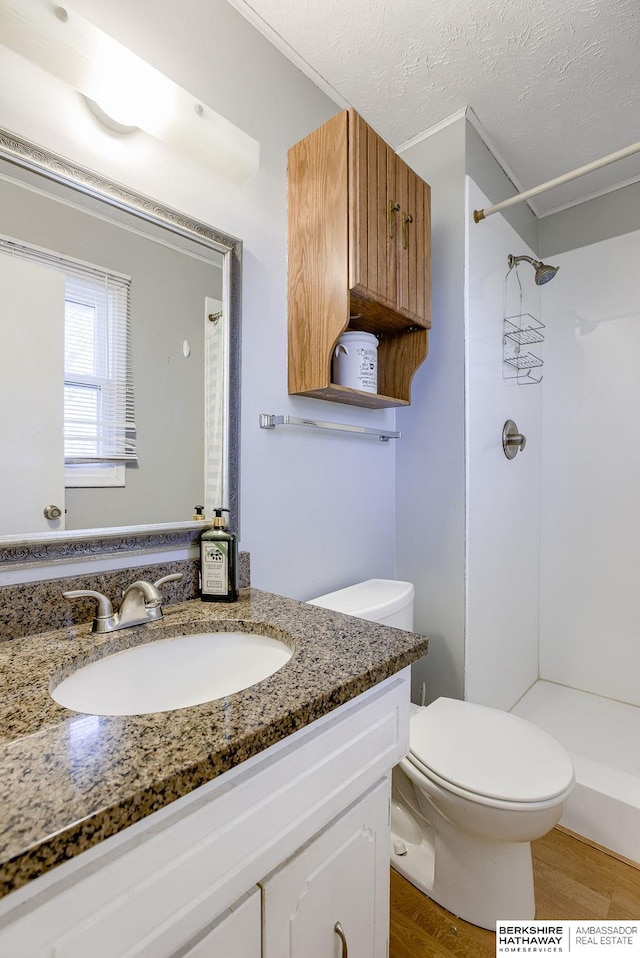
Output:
[349,111,431,327]
[262,780,390,958]
[395,154,431,325]
[348,110,397,312]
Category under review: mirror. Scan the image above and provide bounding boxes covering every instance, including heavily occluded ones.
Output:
[0,128,240,562]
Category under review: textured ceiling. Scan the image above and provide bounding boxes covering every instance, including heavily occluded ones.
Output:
[227,0,640,216]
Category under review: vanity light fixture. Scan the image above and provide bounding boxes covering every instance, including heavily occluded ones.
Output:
[0,0,260,184]
[82,96,138,136]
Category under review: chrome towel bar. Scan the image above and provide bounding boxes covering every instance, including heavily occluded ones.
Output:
[259,414,400,442]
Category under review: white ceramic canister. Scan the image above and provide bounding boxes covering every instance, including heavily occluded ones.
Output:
[332,331,378,393]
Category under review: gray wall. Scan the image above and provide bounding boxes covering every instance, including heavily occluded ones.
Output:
[396,118,467,703]
[396,116,540,705]
[465,118,640,259]
[540,179,640,256]
[465,123,539,252]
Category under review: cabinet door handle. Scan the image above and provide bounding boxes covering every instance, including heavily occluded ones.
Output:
[402,212,413,250]
[334,921,348,957]
[388,201,401,239]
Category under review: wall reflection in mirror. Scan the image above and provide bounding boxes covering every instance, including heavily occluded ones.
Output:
[0,130,240,542]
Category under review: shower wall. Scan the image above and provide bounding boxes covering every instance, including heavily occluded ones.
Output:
[464,178,541,710]
[539,227,640,707]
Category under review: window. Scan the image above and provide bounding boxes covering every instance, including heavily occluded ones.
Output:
[63,270,135,486]
[0,235,136,487]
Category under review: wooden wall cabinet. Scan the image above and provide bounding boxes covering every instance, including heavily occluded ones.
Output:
[288,109,431,408]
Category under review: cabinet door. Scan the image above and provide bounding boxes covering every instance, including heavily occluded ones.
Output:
[395,154,431,325]
[183,888,261,957]
[348,110,397,311]
[262,780,390,958]
[349,112,430,327]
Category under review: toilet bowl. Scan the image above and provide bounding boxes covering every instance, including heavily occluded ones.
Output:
[392,698,574,928]
[309,579,575,930]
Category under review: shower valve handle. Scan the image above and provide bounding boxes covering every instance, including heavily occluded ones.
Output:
[506,432,526,450]
[503,419,526,459]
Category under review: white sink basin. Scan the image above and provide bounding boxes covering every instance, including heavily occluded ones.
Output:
[51,631,293,716]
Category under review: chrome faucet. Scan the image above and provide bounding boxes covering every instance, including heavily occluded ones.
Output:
[63,573,183,634]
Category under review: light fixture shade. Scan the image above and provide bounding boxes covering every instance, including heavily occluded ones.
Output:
[0,0,260,184]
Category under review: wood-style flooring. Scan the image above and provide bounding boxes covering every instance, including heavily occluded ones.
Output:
[389,828,640,957]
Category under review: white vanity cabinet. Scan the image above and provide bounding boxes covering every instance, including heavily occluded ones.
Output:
[0,669,409,958]
[182,888,262,957]
[262,781,390,958]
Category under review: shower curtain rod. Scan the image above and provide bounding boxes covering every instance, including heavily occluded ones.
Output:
[473,139,640,223]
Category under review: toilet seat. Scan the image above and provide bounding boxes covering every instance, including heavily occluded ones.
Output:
[408,698,575,805]
[402,752,574,812]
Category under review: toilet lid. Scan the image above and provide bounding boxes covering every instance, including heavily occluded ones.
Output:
[409,698,574,803]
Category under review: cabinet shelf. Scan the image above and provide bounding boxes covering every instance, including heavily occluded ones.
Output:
[349,291,430,335]
[287,110,431,408]
[292,383,411,409]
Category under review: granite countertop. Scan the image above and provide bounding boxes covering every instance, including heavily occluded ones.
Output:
[0,588,428,899]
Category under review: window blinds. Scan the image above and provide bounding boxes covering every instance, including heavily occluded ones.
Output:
[0,236,136,463]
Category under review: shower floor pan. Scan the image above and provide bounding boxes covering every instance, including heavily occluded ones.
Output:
[512,680,640,865]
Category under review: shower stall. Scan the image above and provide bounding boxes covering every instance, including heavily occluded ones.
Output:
[465,178,640,864]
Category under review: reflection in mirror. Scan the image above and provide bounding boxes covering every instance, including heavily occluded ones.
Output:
[0,128,240,549]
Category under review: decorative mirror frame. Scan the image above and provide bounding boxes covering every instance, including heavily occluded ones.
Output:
[0,128,241,571]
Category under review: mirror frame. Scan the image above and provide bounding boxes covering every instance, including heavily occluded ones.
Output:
[0,128,241,570]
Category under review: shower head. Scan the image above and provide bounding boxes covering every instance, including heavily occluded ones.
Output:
[507,254,559,285]
[533,262,559,285]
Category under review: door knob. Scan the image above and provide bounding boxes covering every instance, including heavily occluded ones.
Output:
[43,504,63,520]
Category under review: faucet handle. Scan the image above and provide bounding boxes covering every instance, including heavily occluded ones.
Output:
[122,573,184,604]
[62,589,117,633]
[154,573,184,590]
[146,573,183,618]
[63,589,114,617]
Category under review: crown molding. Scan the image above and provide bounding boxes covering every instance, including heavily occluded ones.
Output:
[395,108,468,154]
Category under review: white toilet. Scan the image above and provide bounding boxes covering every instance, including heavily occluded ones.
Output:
[309,579,575,930]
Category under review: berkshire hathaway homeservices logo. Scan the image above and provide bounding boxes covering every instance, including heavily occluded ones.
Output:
[496,921,640,954]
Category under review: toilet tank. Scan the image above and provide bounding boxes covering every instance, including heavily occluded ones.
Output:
[308,579,414,630]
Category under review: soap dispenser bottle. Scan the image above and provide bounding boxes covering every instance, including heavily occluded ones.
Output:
[200,508,238,602]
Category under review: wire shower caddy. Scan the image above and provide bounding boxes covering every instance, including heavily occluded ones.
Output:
[503,259,544,384]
